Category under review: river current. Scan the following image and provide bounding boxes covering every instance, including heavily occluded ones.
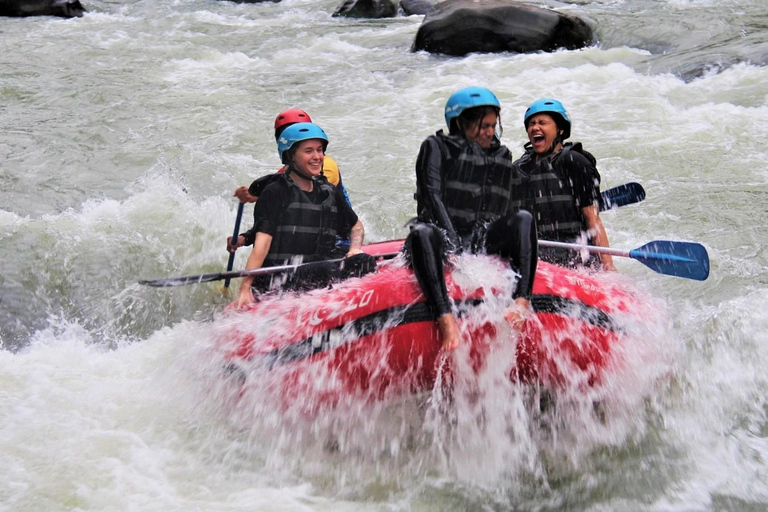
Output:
[2,0,768,510]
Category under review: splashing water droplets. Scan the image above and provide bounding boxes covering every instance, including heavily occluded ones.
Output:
[175,255,672,488]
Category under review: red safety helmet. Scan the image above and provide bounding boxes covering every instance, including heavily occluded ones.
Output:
[274,108,312,131]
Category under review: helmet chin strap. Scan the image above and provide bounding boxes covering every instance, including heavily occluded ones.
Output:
[286,163,314,182]
[283,148,315,182]
[546,130,565,156]
[530,131,564,163]
[286,162,313,181]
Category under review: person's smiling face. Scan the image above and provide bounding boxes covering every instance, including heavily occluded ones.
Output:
[291,139,325,177]
[526,113,561,155]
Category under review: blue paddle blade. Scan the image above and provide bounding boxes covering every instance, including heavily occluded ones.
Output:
[629,240,710,281]
[600,182,646,211]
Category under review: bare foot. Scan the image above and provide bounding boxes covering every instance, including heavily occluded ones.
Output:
[504,298,531,331]
[437,313,460,351]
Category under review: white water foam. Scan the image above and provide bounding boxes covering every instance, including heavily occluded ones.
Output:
[170,255,674,493]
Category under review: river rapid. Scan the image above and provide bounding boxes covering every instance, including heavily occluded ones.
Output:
[2,0,768,510]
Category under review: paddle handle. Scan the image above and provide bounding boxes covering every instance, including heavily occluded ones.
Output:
[538,239,630,258]
[140,251,401,288]
[224,202,245,288]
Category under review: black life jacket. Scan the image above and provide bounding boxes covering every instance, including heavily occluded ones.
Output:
[263,174,338,267]
[417,131,521,242]
[515,142,599,241]
[515,142,601,267]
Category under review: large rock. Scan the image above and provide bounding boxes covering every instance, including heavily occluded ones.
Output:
[0,0,86,17]
[412,0,594,56]
[333,0,398,18]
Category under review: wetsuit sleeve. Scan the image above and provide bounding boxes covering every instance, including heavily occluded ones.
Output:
[415,136,460,249]
[338,181,352,207]
[334,187,359,238]
[251,183,285,237]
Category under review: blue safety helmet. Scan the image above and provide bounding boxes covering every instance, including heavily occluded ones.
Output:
[277,122,329,164]
[444,86,501,130]
[524,98,572,140]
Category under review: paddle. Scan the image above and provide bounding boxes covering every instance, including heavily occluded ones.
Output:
[143,182,646,288]
[600,182,645,211]
[140,252,401,288]
[538,239,710,281]
[224,202,245,288]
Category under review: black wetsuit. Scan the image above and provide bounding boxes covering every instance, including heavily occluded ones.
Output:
[249,173,374,293]
[512,142,602,268]
[407,131,538,317]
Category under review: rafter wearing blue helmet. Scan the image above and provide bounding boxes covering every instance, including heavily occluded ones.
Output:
[523,98,572,155]
[444,86,503,142]
[513,98,615,271]
[235,122,375,308]
[228,111,353,256]
[277,122,329,173]
[407,86,538,352]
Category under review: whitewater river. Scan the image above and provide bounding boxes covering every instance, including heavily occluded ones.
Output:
[2,0,768,510]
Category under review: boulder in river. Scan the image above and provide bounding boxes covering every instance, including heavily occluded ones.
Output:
[333,0,399,18]
[412,0,594,56]
[0,0,86,17]
[399,0,436,16]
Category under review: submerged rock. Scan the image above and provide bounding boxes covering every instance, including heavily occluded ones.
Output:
[412,0,594,56]
[644,40,768,82]
[0,0,86,17]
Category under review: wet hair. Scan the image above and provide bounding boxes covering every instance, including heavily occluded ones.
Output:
[284,145,296,166]
[450,105,503,139]
[284,146,309,179]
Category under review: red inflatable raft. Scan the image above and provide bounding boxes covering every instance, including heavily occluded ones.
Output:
[216,240,641,414]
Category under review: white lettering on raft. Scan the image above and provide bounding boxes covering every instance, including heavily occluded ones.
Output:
[563,274,602,295]
[309,289,376,327]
